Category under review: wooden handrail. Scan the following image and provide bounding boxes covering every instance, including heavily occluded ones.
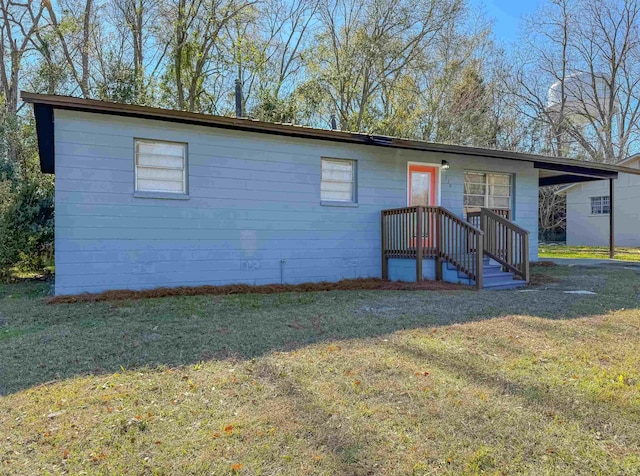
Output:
[479,208,530,283]
[381,206,484,289]
[467,208,510,229]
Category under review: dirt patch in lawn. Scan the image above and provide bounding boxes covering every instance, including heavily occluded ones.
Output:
[532,260,558,268]
[48,278,468,304]
[529,272,562,287]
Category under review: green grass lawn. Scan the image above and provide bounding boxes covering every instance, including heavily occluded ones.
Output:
[539,244,640,261]
[1,266,640,474]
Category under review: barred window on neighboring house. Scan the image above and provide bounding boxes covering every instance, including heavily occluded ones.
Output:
[590,196,610,215]
[135,139,187,194]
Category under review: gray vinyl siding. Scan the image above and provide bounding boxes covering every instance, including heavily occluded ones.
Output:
[565,159,640,247]
[54,109,539,294]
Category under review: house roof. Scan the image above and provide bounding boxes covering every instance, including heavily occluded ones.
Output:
[556,154,640,195]
[20,91,640,185]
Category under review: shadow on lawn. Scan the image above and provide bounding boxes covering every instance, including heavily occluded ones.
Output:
[0,265,638,395]
[391,338,640,449]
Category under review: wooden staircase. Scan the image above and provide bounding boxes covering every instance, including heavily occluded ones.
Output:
[444,256,527,290]
[381,206,529,290]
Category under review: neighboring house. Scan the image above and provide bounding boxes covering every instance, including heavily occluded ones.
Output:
[559,155,640,247]
[22,93,640,295]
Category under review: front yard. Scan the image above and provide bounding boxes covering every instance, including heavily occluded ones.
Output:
[539,244,640,261]
[1,265,640,474]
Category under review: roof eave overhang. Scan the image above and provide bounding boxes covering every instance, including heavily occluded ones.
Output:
[21,91,640,182]
[535,162,617,186]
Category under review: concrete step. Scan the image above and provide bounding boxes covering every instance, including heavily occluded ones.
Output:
[483,279,527,290]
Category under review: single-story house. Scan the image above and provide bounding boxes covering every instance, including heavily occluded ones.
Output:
[21,92,640,295]
[559,154,640,247]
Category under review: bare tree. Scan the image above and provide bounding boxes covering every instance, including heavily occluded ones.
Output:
[0,0,44,170]
[42,0,96,98]
[110,0,159,101]
[510,0,640,164]
[303,0,462,132]
[159,0,256,112]
[0,0,44,115]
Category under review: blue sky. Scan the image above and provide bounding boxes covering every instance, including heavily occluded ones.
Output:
[469,0,540,43]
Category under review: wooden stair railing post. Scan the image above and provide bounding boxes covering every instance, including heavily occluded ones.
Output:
[381,211,388,280]
[476,231,484,290]
[435,208,443,281]
[415,206,423,282]
[523,232,530,283]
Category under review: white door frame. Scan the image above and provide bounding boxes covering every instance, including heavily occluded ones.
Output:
[406,161,442,206]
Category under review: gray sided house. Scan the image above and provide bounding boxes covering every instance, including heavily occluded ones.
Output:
[560,155,640,247]
[22,93,640,295]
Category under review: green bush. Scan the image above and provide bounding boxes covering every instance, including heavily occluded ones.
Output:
[0,180,54,273]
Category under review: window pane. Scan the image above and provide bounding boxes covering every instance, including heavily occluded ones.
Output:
[137,154,184,169]
[135,140,186,194]
[410,171,432,206]
[464,195,485,207]
[321,181,352,193]
[489,196,510,208]
[321,180,353,201]
[322,160,353,181]
[322,190,353,201]
[464,183,486,195]
[465,172,486,184]
[137,141,184,158]
[464,171,512,212]
[591,196,609,214]
[321,159,355,202]
[488,174,511,186]
[488,184,511,197]
[137,167,183,181]
[137,178,185,193]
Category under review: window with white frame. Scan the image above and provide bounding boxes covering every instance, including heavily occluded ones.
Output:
[135,139,187,194]
[590,196,610,215]
[463,171,512,215]
[321,158,356,203]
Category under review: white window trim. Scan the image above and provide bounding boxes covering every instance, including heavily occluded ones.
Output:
[463,170,513,212]
[134,138,189,199]
[320,157,357,206]
[590,195,610,215]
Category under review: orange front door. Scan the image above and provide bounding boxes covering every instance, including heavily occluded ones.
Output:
[408,164,438,250]
[408,164,438,207]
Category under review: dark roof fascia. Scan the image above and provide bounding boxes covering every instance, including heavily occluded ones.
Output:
[21,91,640,179]
[33,103,55,173]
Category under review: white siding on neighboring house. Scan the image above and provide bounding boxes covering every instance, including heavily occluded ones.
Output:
[54,109,539,295]
[565,157,640,247]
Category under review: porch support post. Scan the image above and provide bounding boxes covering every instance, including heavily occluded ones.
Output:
[416,207,423,282]
[609,178,615,259]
